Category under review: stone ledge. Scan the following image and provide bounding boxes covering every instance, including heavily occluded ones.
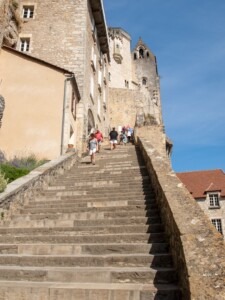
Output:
[0,152,77,218]
[137,136,225,300]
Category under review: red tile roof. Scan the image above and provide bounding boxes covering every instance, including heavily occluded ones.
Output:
[176,169,225,199]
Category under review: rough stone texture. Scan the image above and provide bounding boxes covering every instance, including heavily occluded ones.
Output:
[0,0,20,48]
[0,152,77,220]
[108,28,135,89]
[136,126,225,299]
[108,87,145,129]
[0,145,180,299]
[0,95,5,128]
[108,29,162,125]
[18,0,110,142]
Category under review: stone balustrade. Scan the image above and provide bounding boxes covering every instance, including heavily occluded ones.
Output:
[137,135,225,299]
[0,152,77,220]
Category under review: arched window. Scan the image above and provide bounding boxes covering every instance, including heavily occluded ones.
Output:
[142,78,147,85]
[146,52,149,58]
[134,53,137,60]
[139,48,144,58]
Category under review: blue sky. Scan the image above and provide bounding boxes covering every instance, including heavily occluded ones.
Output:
[104,0,225,172]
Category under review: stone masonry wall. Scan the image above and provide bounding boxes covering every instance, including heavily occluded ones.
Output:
[136,127,225,299]
[108,29,134,89]
[0,152,77,220]
[108,87,146,129]
[18,0,87,96]
[0,0,7,47]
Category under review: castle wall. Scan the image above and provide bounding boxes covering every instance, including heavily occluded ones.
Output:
[108,29,135,89]
[108,87,145,130]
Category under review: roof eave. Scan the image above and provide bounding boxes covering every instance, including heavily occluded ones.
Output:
[89,0,110,62]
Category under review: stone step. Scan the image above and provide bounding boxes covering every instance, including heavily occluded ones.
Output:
[11,210,160,221]
[0,145,180,299]
[73,168,148,174]
[35,193,155,202]
[0,253,173,268]
[0,224,163,235]
[3,216,161,228]
[44,185,153,192]
[0,281,181,300]
[19,206,160,215]
[40,189,154,196]
[23,201,158,210]
[0,266,177,284]
[68,169,149,176]
[0,243,169,255]
[27,198,156,207]
[0,232,166,244]
[53,175,150,183]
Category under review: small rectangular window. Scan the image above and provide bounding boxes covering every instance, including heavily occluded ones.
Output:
[90,75,94,102]
[20,38,30,52]
[209,193,220,207]
[23,6,34,19]
[71,91,78,119]
[211,219,223,234]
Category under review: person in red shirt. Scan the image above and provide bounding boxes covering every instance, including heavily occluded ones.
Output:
[94,129,104,153]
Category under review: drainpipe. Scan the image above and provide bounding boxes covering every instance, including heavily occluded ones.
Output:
[61,74,74,155]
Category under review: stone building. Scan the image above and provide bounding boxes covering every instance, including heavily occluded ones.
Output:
[0,0,110,156]
[0,46,80,159]
[0,1,164,157]
[17,0,110,151]
[108,27,162,130]
[177,169,225,237]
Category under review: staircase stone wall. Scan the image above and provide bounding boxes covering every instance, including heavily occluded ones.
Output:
[0,152,77,220]
[136,132,225,299]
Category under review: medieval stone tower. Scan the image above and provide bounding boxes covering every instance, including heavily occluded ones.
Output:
[108,27,162,129]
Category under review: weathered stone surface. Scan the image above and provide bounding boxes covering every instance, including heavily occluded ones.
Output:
[136,127,225,300]
[0,145,180,299]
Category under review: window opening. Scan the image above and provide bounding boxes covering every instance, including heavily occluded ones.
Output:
[209,193,220,207]
[20,38,30,52]
[23,6,34,19]
[211,219,223,234]
[134,53,137,60]
[139,48,144,58]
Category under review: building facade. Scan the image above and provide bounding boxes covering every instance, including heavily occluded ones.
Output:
[0,1,164,158]
[177,169,225,237]
[17,0,110,150]
[108,28,162,130]
[0,46,80,159]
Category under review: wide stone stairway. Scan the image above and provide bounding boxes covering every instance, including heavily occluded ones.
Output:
[0,145,181,299]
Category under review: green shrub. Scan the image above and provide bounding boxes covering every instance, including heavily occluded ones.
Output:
[9,154,48,171]
[0,171,8,192]
[0,152,48,190]
[0,164,29,183]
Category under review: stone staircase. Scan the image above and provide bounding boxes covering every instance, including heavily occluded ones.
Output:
[0,145,181,299]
